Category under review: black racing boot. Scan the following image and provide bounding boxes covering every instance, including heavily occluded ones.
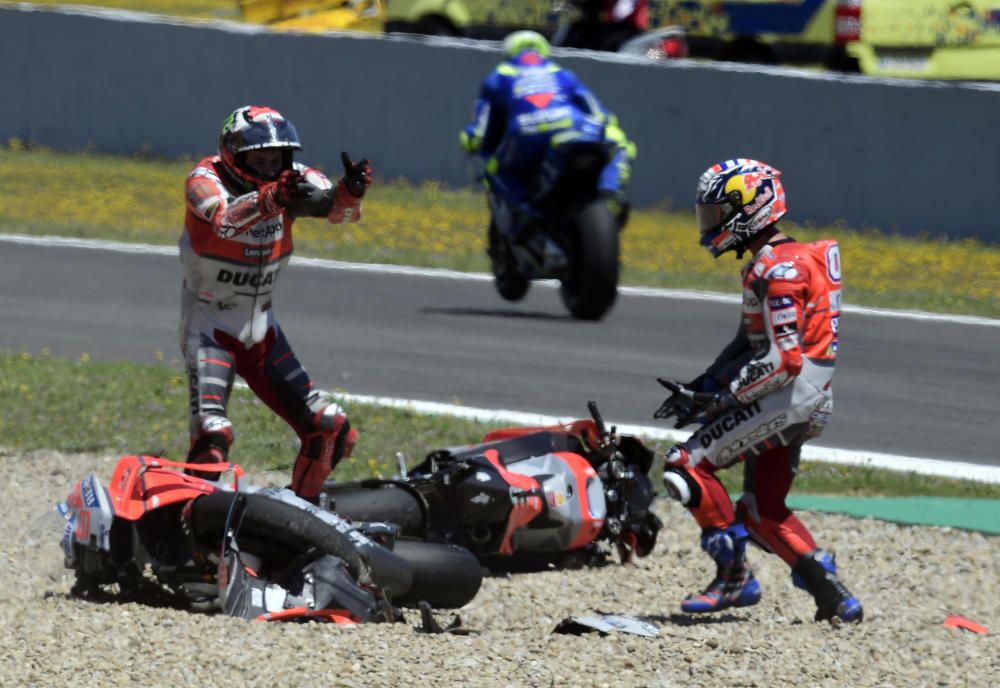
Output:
[792,549,863,623]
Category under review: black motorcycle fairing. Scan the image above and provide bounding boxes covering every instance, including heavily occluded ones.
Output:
[614,435,656,475]
[535,141,615,216]
[414,429,588,474]
[452,458,521,527]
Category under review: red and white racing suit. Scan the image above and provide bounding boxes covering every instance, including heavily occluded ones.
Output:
[667,238,843,565]
[180,156,360,499]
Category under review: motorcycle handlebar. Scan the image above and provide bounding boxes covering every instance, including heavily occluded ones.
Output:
[587,400,606,437]
[587,401,620,462]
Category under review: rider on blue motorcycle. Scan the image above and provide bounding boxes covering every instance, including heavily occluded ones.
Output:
[460,30,636,265]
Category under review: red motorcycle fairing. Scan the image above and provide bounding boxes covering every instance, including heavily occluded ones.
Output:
[259,608,359,624]
[481,421,609,552]
[107,455,243,521]
[482,449,544,555]
[482,419,601,448]
[548,451,604,551]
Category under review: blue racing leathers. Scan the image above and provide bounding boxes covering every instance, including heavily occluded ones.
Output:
[460,50,635,240]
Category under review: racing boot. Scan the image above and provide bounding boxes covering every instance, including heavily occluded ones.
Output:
[185,416,234,481]
[791,549,863,623]
[681,523,762,614]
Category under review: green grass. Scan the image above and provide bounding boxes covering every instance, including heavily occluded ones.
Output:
[0,0,240,18]
[1,145,998,318]
[0,149,997,499]
[3,351,999,498]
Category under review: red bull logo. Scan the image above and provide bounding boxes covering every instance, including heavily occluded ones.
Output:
[743,185,774,214]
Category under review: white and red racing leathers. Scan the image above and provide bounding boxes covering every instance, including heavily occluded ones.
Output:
[179,156,361,499]
[667,238,843,565]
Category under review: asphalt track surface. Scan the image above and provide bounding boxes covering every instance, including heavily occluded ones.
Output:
[1,238,997,470]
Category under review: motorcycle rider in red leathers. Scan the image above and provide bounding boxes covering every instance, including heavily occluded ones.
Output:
[655,159,863,623]
[180,105,371,501]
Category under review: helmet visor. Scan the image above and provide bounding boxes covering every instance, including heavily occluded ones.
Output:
[234,119,301,153]
[695,197,738,234]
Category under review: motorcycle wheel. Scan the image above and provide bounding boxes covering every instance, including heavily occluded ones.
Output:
[488,219,530,302]
[327,484,426,536]
[326,487,483,608]
[390,539,484,609]
[188,492,372,579]
[559,199,619,320]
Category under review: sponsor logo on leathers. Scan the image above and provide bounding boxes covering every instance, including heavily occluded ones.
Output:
[771,308,797,326]
[717,413,788,462]
[737,361,774,389]
[697,401,764,448]
[216,269,277,288]
[246,221,282,239]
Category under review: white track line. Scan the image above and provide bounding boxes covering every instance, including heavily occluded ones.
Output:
[5,232,1000,483]
[3,233,997,326]
[328,391,1000,486]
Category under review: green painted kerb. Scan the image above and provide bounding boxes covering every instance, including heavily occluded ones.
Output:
[786,496,1000,535]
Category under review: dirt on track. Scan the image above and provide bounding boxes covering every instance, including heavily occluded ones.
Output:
[1,450,997,687]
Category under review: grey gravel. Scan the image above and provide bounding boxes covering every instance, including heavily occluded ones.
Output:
[1,450,997,687]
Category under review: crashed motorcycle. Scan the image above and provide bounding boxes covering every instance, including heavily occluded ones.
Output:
[321,402,662,572]
[485,136,626,321]
[57,455,483,623]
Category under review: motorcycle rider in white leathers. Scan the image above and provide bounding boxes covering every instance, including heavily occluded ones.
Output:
[655,159,863,624]
[180,105,371,500]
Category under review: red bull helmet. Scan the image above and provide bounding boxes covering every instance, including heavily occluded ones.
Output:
[694,159,787,258]
[218,106,301,189]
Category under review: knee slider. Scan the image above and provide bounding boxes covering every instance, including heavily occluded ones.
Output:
[662,466,701,508]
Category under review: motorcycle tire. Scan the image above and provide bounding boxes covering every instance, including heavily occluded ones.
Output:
[326,487,483,608]
[389,538,484,609]
[559,199,619,320]
[327,484,426,536]
[488,219,530,302]
[188,492,381,587]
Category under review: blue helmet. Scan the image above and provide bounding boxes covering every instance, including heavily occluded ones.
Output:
[219,105,301,188]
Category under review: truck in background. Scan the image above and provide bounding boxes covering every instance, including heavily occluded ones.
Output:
[381,0,1000,81]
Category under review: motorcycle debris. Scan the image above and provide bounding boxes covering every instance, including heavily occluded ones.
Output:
[943,614,988,635]
[417,601,478,636]
[553,614,660,638]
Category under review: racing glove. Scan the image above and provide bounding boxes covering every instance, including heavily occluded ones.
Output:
[653,378,738,428]
[340,151,372,198]
[327,152,371,224]
[258,170,313,215]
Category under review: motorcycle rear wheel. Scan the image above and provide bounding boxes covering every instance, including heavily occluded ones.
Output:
[189,492,371,577]
[327,485,483,608]
[327,483,426,536]
[488,219,531,302]
[559,200,619,320]
[390,539,484,609]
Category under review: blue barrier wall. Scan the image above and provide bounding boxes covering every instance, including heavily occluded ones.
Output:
[1,5,998,242]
